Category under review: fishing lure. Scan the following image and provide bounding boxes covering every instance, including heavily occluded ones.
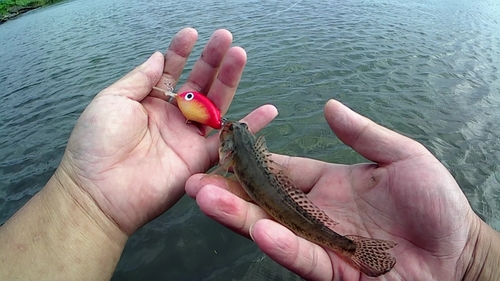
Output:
[153,87,223,135]
[175,91,223,130]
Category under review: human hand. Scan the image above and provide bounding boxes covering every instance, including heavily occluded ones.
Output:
[54,28,278,236]
[186,99,486,280]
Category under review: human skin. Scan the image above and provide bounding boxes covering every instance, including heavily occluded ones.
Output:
[0,28,278,280]
[186,99,500,281]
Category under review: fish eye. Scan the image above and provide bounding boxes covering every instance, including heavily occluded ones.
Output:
[184,92,194,101]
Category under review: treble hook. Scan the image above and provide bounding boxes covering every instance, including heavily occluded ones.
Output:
[152,80,177,102]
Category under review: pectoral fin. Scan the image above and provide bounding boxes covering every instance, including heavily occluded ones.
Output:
[203,172,252,202]
[224,174,252,202]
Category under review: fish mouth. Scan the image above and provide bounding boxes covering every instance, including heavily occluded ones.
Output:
[219,121,233,139]
[221,117,228,127]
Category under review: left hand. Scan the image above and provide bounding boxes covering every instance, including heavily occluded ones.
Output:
[56,28,278,235]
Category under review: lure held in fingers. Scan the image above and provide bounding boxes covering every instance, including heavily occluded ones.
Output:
[153,87,223,134]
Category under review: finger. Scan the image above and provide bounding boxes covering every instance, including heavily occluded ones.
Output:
[98,52,164,100]
[177,29,233,95]
[204,104,279,166]
[192,184,270,237]
[251,219,334,281]
[206,46,247,115]
[240,104,279,134]
[198,46,247,136]
[324,99,428,164]
[151,28,198,101]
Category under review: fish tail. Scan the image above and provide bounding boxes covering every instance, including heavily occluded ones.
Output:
[344,235,397,277]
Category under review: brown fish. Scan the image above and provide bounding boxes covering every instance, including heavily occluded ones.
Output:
[217,120,396,277]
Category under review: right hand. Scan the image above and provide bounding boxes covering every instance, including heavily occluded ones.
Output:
[186,99,490,280]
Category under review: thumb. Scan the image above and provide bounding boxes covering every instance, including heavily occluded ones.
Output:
[98,52,164,101]
[250,219,333,280]
[324,99,426,164]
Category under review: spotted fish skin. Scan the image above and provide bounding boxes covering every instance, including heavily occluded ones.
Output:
[218,121,397,277]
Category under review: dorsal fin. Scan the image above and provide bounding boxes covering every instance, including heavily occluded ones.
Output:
[253,135,273,168]
[267,158,339,231]
[254,135,270,154]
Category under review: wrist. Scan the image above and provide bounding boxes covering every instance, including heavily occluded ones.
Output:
[53,163,128,243]
[0,166,128,280]
[462,217,500,281]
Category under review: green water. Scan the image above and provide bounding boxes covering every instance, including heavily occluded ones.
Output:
[1,0,500,279]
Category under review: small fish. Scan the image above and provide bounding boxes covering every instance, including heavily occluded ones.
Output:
[217,121,397,278]
[153,87,223,134]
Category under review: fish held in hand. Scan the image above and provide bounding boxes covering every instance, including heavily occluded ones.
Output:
[217,120,397,277]
[153,87,223,134]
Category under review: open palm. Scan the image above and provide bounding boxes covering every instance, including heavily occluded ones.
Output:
[56,28,278,235]
[186,99,479,280]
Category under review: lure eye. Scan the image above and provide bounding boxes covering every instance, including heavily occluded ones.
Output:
[184,92,194,101]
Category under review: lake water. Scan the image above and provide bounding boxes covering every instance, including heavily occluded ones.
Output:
[1,0,500,279]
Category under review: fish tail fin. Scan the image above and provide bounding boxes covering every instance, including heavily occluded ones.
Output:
[344,235,397,277]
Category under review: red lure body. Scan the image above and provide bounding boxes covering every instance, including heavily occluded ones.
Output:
[174,91,223,130]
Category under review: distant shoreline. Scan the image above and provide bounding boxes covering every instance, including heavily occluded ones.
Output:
[0,1,64,25]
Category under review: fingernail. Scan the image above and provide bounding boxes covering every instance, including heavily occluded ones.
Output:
[249,223,255,241]
[143,52,163,67]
